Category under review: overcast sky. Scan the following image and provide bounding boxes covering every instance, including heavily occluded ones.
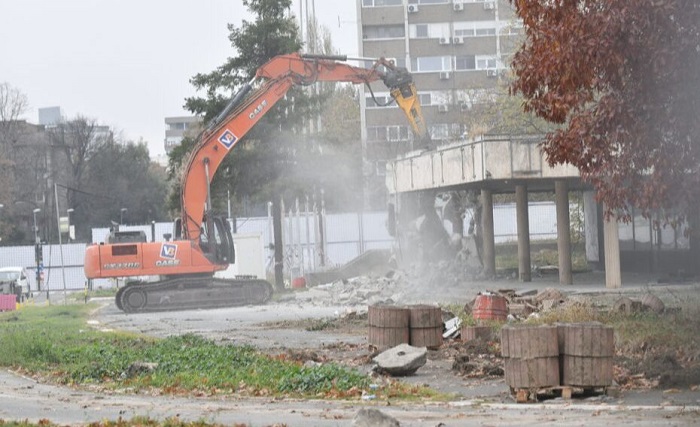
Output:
[0,0,358,158]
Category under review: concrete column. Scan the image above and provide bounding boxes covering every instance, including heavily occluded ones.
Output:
[555,180,573,285]
[515,184,531,282]
[481,189,496,278]
[583,191,600,267]
[603,207,622,288]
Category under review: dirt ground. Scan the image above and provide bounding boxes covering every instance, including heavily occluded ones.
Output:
[90,271,700,407]
[1,271,700,426]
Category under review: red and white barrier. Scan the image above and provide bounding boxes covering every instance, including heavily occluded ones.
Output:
[0,294,17,311]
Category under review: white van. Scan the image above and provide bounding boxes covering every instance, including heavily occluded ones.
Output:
[0,267,31,302]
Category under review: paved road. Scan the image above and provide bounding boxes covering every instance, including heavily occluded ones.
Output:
[0,368,698,426]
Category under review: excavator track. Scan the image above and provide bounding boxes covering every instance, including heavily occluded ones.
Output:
[115,276,273,313]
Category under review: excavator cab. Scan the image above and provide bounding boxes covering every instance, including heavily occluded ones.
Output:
[207,216,235,265]
[174,214,235,266]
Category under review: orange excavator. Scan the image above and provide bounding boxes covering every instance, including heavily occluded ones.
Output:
[84,53,428,313]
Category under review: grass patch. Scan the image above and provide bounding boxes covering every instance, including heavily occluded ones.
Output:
[494,241,589,272]
[0,304,436,400]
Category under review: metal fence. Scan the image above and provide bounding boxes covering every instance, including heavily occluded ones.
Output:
[0,202,561,291]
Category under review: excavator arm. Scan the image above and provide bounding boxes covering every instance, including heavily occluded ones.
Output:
[180,52,429,244]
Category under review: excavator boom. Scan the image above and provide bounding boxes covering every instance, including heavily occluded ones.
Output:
[180,53,428,243]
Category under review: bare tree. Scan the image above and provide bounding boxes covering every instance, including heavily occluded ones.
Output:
[0,83,29,149]
[47,116,112,209]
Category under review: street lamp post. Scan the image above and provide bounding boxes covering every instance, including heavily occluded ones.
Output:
[120,208,127,225]
[32,208,42,292]
[67,208,74,242]
[32,208,41,244]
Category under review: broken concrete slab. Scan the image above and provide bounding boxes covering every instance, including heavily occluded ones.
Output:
[306,249,393,286]
[352,408,400,427]
[125,361,158,378]
[372,343,427,376]
[443,316,462,338]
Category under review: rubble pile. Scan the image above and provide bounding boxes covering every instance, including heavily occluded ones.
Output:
[448,339,504,378]
[296,275,405,307]
[612,294,666,314]
[457,288,574,323]
[294,236,487,308]
[295,267,472,308]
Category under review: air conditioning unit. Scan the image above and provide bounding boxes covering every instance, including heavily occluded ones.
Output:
[438,105,449,113]
[483,1,495,10]
[453,2,464,11]
[439,71,451,80]
[452,36,464,45]
[407,4,419,13]
[439,37,451,45]
[486,69,498,77]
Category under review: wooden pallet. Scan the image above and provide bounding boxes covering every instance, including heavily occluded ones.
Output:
[510,385,615,403]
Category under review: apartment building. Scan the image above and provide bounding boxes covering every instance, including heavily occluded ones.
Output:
[164,116,202,154]
[357,0,520,207]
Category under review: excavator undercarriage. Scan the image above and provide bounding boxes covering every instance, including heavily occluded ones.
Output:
[115,275,273,313]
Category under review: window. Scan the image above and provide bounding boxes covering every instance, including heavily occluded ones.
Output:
[408,0,449,4]
[454,21,498,38]
[411,56,451,72]
[418,93,432,106]
[499,25,522,36]
[415,24,429,38]
[367,127,387,143]
[367,126,409,143]
[456,88,493,106]
[363,57,406,70]
[410,23,450,39]
[363,25,405,40]
[165,136,183,148]
[475,28,497,36]
[167,122,186,131]
[476,55,497,70]
[455,55,476,71]
[429,124,450,140]
[363,0,403,6]
[365,94,394,108]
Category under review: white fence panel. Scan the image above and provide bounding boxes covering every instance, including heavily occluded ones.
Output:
[0,203,561,291]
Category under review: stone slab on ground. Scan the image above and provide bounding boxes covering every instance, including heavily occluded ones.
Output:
[373,343,427,376]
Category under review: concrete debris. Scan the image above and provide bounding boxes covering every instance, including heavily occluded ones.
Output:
[352,408,400,427]
[443,317,462,339]
[613,294,665,314]
[641,293,665,314]
[535,288,565,303]
[372,343,427,376]
[124,362,158,378]
[460,287,575,322]
[296,266,471,308]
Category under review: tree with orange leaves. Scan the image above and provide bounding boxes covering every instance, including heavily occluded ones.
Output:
[510,0,700,219]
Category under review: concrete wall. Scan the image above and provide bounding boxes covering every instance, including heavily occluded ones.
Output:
[387,136,580,193]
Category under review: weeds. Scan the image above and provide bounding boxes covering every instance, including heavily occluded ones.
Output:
[0,305,434,400]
